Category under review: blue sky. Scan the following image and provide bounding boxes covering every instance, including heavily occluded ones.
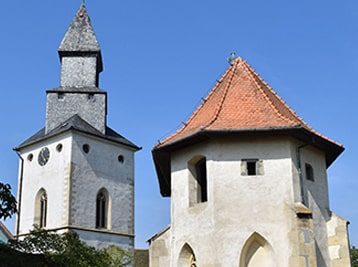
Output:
[0,1,357,249]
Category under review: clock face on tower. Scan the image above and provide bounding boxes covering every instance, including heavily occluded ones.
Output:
[38,147,50,166]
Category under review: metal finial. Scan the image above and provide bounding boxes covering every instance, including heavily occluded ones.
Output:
[227,52,237,65]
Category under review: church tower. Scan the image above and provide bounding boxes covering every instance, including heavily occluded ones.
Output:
[14,4,140,252]
[150,57,351,266]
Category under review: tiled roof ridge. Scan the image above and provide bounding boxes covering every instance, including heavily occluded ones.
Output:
[204,59,241,128]
[242,59,342,147]
[155,61,236,147]
[241,59,305,127]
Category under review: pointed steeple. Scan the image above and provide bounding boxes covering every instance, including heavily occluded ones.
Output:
[45,3,107,134]
[58,3,103,87]
[59,4,101,54]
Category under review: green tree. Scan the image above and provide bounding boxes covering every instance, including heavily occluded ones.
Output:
[352,246,358,267]
[0,182,17,220]
[1,226,132,267]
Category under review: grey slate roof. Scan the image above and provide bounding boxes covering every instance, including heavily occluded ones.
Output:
[58,4,103,72]
[58,4,100,53]
[15,115,140,151]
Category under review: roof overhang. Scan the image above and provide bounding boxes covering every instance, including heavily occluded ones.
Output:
[15,115,141,152]
[152,126,344,197]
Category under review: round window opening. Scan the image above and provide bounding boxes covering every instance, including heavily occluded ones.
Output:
[56,143,63,152]
[27,154,34,162]
[82,144,90,153]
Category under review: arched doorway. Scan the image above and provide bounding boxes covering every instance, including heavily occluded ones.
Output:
[178,243,197,267]
[239,232,275,267]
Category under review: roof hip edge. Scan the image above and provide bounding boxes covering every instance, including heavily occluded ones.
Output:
[204,59,241,129]
[241,59,304,127]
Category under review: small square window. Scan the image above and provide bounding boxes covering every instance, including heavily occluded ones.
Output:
[241,159,264,176]
[88,93,95,100]
[57,93,65,99]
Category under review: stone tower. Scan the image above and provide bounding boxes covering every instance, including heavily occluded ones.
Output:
[150,57,351,266]
[14,4,140,252]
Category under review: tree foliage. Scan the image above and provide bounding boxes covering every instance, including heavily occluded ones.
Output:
[352,246,358,267]
[0,182,17,220]
[1,226,132,267]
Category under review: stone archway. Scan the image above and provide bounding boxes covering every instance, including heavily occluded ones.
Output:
[239,232,275,267]
[178,243,197,267]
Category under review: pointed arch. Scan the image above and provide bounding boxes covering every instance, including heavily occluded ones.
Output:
[95,188,111,229]
[34,188,47,228]
[239,232,275,267]
[178,243,197,267]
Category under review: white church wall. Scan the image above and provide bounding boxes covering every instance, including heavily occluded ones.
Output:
[70,132,135,235]
[17,132,72,234]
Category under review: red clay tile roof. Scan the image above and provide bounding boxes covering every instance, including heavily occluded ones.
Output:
[153,57,344,197]
[156,57,338,148]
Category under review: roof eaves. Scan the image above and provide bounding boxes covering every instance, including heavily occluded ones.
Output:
[157,62,238,147]
[15,117,141,151]
[47,86,106,94]
[153,126,344,197]
[15,126,140,152]
[0,221,14,241]
[147,225,171,244]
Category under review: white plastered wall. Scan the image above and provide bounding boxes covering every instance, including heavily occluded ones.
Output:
[17,132,72,234]
[169,137,296,267]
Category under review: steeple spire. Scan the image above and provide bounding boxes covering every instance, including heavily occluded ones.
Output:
[58,3,103,87]
[45,3,107,134]
[58,3,100,54]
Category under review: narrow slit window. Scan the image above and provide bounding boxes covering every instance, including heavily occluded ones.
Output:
[305,163,314,181]
[247,161,257,175]
[40,193,47,228]
[196,158,207,203]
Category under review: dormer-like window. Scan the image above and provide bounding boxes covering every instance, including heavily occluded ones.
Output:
[188,156,207,205]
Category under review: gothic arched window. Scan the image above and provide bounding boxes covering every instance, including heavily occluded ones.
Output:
[96,189,109,229]
[34,189,47,228]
